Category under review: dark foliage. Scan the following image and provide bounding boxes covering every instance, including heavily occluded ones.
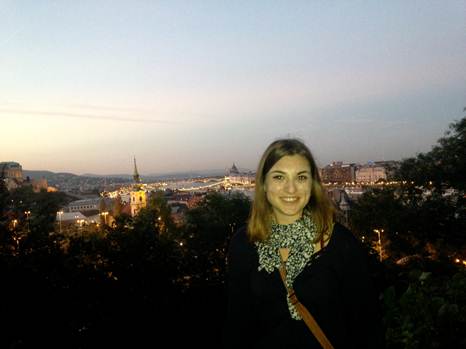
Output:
[177,191,251,286]
[0,188,250,348]
[395,117,466,192]
[350,114,466,348]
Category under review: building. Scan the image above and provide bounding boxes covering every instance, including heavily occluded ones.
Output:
[22,176,49,193]
[1,162,24,190]
[321,162,356,183]
[129,157,147,216]
[356,164,387,183]
[133,157,141,183]
[1,161,56,192]
[327,188,352,225]
[0,162,23,179]
[68,198,100,212]
[355,161,398,183]
[130,189,147,217]
[226,163,255,185]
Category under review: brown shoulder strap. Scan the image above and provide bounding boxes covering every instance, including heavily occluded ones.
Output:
[279,259,335,349]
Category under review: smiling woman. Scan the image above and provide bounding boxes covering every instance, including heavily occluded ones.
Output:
[223,138,384,349]
[264,154,312,225]
[248,139,334,244]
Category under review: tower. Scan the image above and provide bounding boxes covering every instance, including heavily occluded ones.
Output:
[130,190,147,217]
[133,157,141,184]
[130,156,146,216]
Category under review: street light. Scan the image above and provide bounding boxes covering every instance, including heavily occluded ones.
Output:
[24,211,31,232]
[373,228,384,262]
[76,219,85,237]
[57,211,64,233]
[12,234,22,253]
[100,211,109,225]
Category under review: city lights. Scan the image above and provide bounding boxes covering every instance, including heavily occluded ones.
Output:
[100,211,109,225]
[373,228,384,262]
[24,210,31,232]
[57,211,64,233]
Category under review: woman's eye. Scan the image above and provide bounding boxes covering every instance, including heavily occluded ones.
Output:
[298,175,308,181]
[273,175,284,180]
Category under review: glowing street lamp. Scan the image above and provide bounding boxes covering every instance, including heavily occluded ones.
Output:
[24,211,31,232]
[101,211,109,225]
[12,235,22,251]
[76,219,85,236]
[373,228,384,261]
[57,211,64,233]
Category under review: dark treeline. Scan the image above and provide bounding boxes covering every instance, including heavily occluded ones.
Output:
[1,116,465,348]
[349,116,466,348]
[0,185,251,348]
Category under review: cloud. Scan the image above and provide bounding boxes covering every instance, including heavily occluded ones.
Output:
[66,103,216,120]
[0,108,176,124]
[66,104,155,114]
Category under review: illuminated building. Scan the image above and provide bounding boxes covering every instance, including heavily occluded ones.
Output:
[321,162,356,183]
[1,161,24,190]
[130,189,147,217]
[356,164,387,183]
[130,157,147,216]
[225,163,254,185]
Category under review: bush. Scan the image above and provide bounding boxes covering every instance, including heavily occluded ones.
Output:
[384,267,466,348]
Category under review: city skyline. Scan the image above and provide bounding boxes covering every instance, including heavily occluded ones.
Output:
[1,1,465,175]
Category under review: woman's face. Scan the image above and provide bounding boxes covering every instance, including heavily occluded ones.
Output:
[264,154,312,225]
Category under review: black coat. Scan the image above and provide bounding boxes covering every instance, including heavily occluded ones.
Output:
[223,223,384,349]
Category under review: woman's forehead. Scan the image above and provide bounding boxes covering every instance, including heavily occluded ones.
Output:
[269,155,311,172]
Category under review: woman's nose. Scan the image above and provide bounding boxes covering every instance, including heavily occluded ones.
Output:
[285,179,297,193]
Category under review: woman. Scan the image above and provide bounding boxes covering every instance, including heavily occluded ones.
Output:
[224,139,383,348]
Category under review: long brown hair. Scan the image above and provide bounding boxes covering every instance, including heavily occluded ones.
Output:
[247,138,335,242]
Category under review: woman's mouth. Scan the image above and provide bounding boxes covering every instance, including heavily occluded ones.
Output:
[281,197,299,202]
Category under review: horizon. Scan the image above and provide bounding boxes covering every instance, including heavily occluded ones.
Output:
[21,167,229,177]
[20,156,403,177]
[1,1,465,175]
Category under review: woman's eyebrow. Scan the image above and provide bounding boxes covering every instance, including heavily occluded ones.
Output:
[269,170,311,174]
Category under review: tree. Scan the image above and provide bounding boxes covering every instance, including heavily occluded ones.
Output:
[0,179,11,251]
[0,179,8,215]
[384,270,466,348]
[147,191,175,235]
[180,191,251,285]
[396,116,466,192]
[350,114,466,262]
[350,114,466,348]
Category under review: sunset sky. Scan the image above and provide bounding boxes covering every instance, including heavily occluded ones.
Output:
[1,1,465,175]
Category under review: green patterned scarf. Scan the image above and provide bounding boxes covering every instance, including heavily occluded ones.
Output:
[256,215,318,320]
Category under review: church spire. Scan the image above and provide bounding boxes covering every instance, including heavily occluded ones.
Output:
[133,156,141,184]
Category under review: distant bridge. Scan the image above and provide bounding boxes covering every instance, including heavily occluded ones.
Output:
[177,179,227,191]
[177,178,254,192]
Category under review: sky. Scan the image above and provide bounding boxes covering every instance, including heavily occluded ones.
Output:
[1,0,465,175]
